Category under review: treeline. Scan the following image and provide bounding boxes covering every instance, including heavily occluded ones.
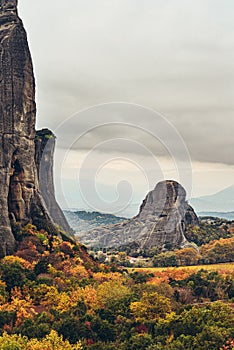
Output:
[152,219,234,267]
[107,218,234,267]
[152,236,234,267]
[99,233,234,268]
[0,224,234,349]
[185,219,234,246]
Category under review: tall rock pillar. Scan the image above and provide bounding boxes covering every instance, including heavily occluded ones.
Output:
[0,0,73,256]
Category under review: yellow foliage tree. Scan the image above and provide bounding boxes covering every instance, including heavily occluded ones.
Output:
[68,265,89,279]
[83,285,99,312]
[200,236,234,263]
[97,280,131,308]
[130,291,171,323]
[2,255,32,269]
[175,248,201,266]
[27,330,82,349]
[93,271,124,283]
[40,286,62,309]
[0,330,82,350]
[70,288,84,306]
[0,287,36,327]
[56,292,71,313]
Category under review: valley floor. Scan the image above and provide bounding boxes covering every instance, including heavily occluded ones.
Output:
[128,262,234,273]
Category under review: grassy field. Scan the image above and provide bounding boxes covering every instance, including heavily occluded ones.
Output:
[128,262,234,274]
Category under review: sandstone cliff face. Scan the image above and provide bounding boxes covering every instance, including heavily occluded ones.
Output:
[0,0,72,256]
[35,129,74,235]
[78,180,199,251]
[135,180,198,250]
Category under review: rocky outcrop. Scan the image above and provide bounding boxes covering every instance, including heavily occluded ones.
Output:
[35,129,73,235]
[78,180,199,251]
[0,0,73,256]
[135,180,198,250]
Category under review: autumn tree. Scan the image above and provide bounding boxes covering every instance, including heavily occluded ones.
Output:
[97,280,131,309]
[0,330,82,349]
[130,291,171,323]
[200,237,234,264]
[175,247,201,266]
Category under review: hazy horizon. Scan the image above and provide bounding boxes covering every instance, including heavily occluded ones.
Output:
[18,0,234,216]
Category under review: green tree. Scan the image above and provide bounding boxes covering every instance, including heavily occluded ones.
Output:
[129,333,153,350]
[153,252,177,267]
[56,317,87,343]
[91,316,116,342]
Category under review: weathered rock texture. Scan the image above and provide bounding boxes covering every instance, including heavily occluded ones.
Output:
[0,0,73,256]
[79,180,199,251]
[35,129,73,234]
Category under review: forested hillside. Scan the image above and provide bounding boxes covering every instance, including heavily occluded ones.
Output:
[0,224,233,349]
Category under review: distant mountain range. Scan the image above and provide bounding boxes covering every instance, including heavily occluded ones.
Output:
[64,210,126,234]
[64,185,234,237]
[67,180,198,250]
[190,185,234,212]
[198,211,234,220]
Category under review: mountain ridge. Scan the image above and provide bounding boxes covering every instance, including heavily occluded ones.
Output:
[191,185,234,212]
[64,210,126,234]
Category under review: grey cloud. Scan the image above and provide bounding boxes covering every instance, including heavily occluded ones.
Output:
[18,0,234,165]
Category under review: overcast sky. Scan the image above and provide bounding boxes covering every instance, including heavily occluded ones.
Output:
[18,0,234,215]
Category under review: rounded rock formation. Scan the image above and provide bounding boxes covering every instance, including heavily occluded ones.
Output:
[79,180,199,251]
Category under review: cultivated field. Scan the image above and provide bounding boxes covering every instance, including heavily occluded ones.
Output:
[128,262,234,274]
